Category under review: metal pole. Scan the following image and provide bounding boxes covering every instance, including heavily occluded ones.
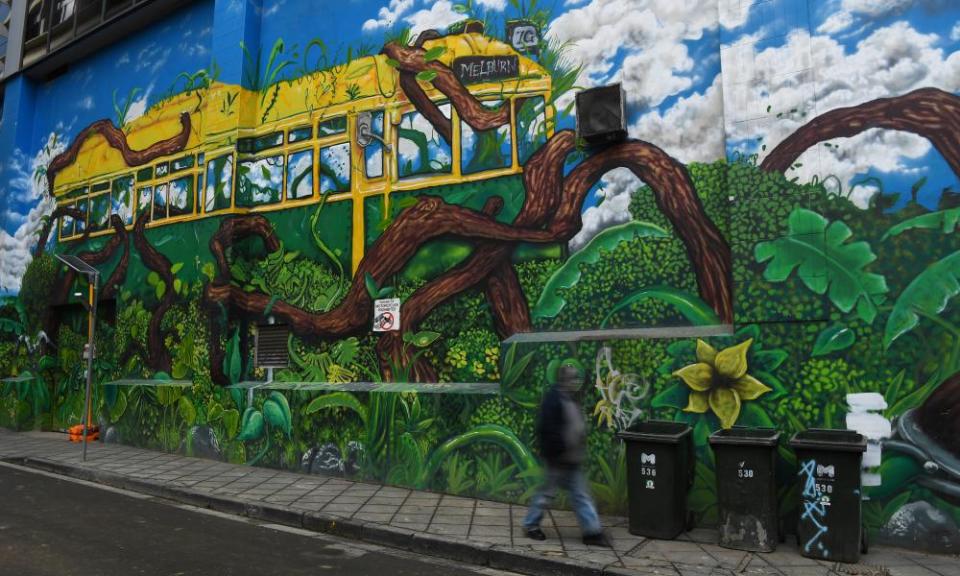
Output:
[82,271,98,461]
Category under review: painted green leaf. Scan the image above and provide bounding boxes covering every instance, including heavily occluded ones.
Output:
[385,58,401,68]
[751,350,787,372]
[601,286,720,327]
[221,408,240,439]
[262,399,288,436]
[883,207,960,240]
[267,391,292,434]
[416,70,438,83]
[173,279,183,294]
[423,47,446,62]
[207,402,224,423]
[651,382,689,409]
[225,328,242,385]
[377,286,395,298]
[170,262,183,275]
[304,392,368,423]
[812,324,855,356]
[736,402,774,428]
[38,355,59,371]
[417,424,537,489]
[147,271,160,286]
[410,330,440,348]
[885,250,960,347]
[178,396,197,426]
[364,272,379,299]
[109,390,127,422]
[155,385,181,407]
[534,221,669,319]
[236,409,264,441]
[155,281,166,300]
[755,208,887,323]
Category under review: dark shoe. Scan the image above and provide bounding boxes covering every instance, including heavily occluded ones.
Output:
[526,528,547,541]
[582,532,611,547]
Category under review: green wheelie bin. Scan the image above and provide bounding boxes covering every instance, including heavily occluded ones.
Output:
[709,427,781,552]
[790,429,868,563]
[618,420,694,539]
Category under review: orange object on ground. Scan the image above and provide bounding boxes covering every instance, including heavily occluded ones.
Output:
[67,424,99,442]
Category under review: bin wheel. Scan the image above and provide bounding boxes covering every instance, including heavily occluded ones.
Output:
[860,528,869,555]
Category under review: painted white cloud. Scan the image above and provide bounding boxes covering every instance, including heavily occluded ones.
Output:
[124,83,155,124]
[723,21,960,207]
[78,96,94,110]
[952,22,960,42]
[569,168,643,251]
[816,0,948,34]
[474,0,506,10]
[0,133,66,292]
[404,0,464,36]
[546,0,719,110]
[631,74,725,164]
[363,0,415,31]
[718,0,750,30]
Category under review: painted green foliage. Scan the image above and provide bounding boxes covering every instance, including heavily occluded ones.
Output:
[0,13,957,546]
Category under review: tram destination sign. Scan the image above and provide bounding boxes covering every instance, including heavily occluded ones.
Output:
[453,55,519,85]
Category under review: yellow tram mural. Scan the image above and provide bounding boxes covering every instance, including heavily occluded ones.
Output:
[52,33,552,273]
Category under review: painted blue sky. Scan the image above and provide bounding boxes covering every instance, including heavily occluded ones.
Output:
[721,0,960,210]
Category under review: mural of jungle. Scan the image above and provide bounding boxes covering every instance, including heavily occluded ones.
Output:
[1,0,959,553]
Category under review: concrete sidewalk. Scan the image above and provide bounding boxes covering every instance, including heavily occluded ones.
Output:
[1,430,955,576]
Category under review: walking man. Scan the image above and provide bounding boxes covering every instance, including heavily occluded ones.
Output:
[524,364,609,546]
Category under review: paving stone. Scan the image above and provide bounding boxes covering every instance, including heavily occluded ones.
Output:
[473,515,511,526]
[470,525,512,538]
[357,503,399,513]
[391,513,434,524]
[354,512,394,523]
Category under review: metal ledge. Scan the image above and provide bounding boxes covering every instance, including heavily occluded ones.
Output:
[228,381,500,395]
[102,379,192,387]
[502,324,734,344]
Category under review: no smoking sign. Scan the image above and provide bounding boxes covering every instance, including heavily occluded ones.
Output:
[373,298,401,332]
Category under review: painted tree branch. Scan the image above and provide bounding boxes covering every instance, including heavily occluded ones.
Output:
[131,217,174,372]
[46,215,130,343]
[46,112,192,195]
[761,87,960,178]
[381,42,511,139]
[35,206,85,257]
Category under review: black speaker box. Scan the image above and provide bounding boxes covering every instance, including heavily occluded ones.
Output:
[575,83,627,146]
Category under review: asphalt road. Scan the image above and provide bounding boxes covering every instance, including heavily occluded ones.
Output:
[0,464,509,576]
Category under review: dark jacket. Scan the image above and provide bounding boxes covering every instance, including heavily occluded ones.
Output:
[536,385,585,467]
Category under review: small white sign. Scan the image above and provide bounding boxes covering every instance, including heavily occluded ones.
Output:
[373,298,401,332]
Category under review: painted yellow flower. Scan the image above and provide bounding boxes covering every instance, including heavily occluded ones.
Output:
[673,339,771,429]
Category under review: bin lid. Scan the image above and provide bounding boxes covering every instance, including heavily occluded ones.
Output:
[617,420,691,444]
[789,428,867,452]
[708,427,781,446]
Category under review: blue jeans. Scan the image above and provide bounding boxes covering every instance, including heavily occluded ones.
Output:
[523,465,602,536]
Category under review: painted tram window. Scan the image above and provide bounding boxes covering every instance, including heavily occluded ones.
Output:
[461,99,512,175]
[397,103,452,179]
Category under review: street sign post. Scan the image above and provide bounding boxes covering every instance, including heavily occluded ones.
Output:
[55,254,100,462]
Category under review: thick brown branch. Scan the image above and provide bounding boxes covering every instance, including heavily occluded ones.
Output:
[484,261,530,337]
[47,112,192,196]
[382,42,511,135]
[132,217,174,372]
[761,88,960,178]
[209,216,282,283]
[35,206,84,257]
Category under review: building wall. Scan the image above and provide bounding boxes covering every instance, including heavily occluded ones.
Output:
[1,0,959,553]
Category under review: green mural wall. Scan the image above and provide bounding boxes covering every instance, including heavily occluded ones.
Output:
[1,0,959,554]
